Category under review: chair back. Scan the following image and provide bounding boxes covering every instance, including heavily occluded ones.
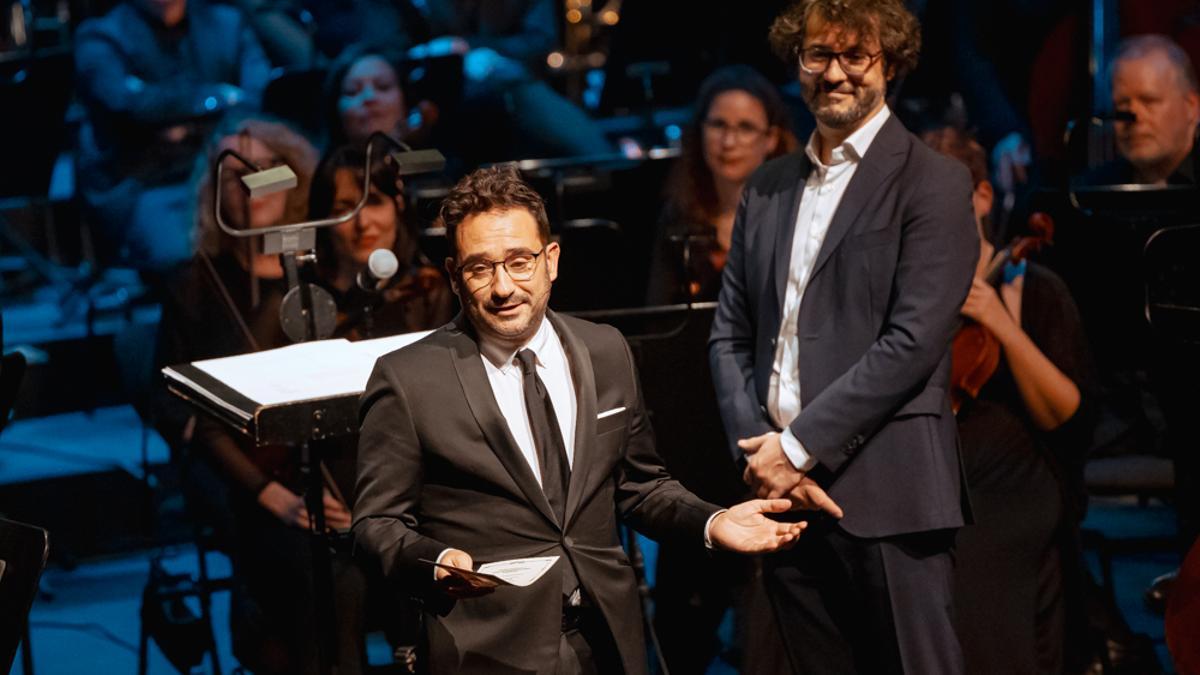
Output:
[0,517,50,673]
[0,351,27,433]
[1145,224,1200,343]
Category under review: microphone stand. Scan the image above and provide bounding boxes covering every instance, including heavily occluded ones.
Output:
[211,134,445,675]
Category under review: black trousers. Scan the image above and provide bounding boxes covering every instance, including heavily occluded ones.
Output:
[764,525,962,675]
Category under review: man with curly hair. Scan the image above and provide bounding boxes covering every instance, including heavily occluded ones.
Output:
[709,0,979,672]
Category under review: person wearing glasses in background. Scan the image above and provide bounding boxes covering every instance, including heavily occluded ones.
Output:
[645,65,796,306]
[709,0,978,673]
[353,165,821,675]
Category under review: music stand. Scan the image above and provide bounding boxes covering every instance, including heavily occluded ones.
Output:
[179,135,444,674]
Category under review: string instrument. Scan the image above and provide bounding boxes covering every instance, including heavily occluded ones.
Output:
[950,212,1055,414]
[1166,538,1200,674]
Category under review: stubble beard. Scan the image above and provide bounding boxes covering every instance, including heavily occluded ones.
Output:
[806,83,883,130]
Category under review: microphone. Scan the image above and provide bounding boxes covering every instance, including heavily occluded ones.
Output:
[357,249,400,292]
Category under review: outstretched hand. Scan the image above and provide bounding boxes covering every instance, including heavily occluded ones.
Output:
[709,499,807,553]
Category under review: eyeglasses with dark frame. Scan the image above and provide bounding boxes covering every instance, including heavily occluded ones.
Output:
[702,119,772,145]
[456,247,546,287]
[797,47,883,76]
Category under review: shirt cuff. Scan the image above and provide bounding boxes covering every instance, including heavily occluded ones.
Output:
[780,428,818,473]
[703,509,728,550]
[434,547,454,579]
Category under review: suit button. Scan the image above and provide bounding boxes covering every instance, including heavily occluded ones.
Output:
[564,536,574,548]
[759,405,768,415]
[769,337,777,347]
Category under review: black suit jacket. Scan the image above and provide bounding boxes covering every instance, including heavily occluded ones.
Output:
[354,311,718,675]
[709,113,978,538]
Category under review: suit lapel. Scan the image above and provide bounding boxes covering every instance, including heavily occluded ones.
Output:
[809,115,908,280]
[446,315,560,530]
[773,153,812,317]
[547,311,598,530]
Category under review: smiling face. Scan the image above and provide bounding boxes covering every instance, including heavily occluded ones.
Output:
[797,15,890,133]
[447,208,559,349]
[329,168,400,271]
[702,90,781,186]
[1112,51,1200,181]
[338,55,407,144]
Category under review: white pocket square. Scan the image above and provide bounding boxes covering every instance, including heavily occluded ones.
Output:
[597,407,626,419]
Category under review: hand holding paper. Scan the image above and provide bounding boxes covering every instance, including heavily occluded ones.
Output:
[424,553,561,599]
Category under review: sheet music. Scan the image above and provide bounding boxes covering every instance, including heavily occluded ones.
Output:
[163,330,433,412]
[191,339,367,406]
[351,331,433,363]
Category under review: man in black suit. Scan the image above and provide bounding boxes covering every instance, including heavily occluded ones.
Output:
[708,1,979,673]
[353,166,813,675]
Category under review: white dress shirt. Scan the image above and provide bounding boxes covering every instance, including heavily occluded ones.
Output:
[479,316,577,480]
[436,316,724,572]
[768,105,892,471]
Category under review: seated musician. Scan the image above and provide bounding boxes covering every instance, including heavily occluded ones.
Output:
[309,144,454,340]
[922,126,1100,674]
[645,65,794,306]
[1087,34,1198,186]
[155,117,388,675]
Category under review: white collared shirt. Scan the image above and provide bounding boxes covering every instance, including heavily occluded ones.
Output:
[435,316,724,571]
[767,105,891,470]
[479,316,577,482]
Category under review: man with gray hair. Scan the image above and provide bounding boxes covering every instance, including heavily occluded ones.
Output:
[1098,34,1199,185]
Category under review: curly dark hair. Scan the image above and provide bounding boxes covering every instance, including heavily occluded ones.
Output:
[768,0,921,80]
[439,165,551,258]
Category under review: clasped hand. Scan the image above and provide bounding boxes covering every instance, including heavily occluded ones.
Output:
[739,432,843,519]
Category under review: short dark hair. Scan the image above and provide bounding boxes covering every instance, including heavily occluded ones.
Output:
[439,166,551,258]
[1112,34,1199,94]
[768,0,922,80]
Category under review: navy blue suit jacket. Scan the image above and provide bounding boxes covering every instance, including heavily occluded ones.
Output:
[709,113,978,538]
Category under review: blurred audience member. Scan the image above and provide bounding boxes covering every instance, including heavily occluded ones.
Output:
[1090,34,1199,186]
[647,65,795,675]
[309,145,453,339]
[646,66,795,306]
[323,45,438,150]
[223,0,316,68]
[75,0,269,273]
[924,126,1101,675]
[399,0,614,160]
[156,119,387,675]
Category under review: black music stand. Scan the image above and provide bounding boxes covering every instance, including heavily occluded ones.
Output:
[0,517,49,675]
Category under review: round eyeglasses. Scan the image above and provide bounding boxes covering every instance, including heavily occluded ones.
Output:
[456,248,545,288]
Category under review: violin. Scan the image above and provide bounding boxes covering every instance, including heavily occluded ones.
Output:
[950,212,1055,414]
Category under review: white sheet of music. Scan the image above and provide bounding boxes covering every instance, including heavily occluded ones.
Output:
[180,331,432,407]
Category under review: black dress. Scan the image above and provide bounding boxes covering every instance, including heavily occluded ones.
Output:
[953,262,1097,674]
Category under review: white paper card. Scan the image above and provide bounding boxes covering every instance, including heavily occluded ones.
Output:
[476,556,561,587]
